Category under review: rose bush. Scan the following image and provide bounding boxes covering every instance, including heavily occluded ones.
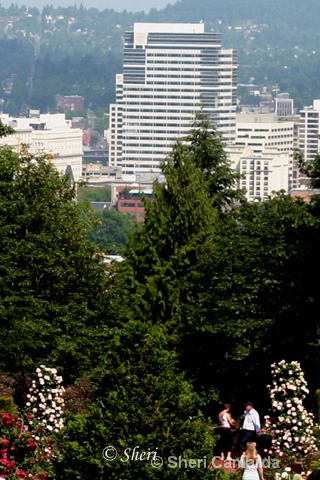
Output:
[264,360,318,463]
[25,366,65,434]
[0,365,64,479]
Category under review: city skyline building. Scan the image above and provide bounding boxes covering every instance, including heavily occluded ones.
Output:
[0,112,83,181]
[235,113,295,154]
[230,113,299,198]
[108,22,237,175]
[230,147,292,201]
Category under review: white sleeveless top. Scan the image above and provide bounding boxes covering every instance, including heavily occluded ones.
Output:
[219,413,231,428]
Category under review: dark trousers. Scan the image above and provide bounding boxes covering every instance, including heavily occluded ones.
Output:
[240,429,256,446]
[220,427,233,457]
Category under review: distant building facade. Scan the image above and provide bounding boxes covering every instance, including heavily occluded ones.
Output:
[108,22,237,175]
[298,99,320,163]
[0,112,83,181]
[116,188,153,223]
[55,95,85,113]
[231,113,299,199]
[233,150,292,201]
[235,113,295,154]
[82,163,122,181]
[107,75,123,168]
[275,93,294,117]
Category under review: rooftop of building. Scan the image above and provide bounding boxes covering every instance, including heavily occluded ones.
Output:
[236,113,294,124]
[1,112,82,133]
[90,202,112,211]
[133,22,205,34]
[300,99,320,112]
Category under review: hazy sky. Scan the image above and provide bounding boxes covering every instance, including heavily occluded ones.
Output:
[0,0,178,11]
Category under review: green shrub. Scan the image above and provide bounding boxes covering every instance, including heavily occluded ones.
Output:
[0,395,16,415]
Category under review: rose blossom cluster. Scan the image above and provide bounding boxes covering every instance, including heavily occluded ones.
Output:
[0,412,51,479]
[264,360,317,459]
[25,365,65,433]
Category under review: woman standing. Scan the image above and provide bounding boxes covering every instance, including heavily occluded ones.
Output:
[239,442,264,480]
[218,403,235,461]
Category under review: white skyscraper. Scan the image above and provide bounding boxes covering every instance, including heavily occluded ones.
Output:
[108,22,237,175]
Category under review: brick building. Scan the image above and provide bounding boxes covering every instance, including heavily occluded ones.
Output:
[116,188,153,223]
[56,95,85,113]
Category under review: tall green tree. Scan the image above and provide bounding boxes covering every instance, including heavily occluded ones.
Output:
[117,138,218,330]
[110,118,246,410]
[54,321,217,480]
[0,144,109,388]
[184,113,245,209]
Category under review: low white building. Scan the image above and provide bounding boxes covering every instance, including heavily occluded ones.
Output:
[0,112,83,182]
[230,113,299,199]
[227,145,294,201]
[238,150,291,200]
[0,114,33,147]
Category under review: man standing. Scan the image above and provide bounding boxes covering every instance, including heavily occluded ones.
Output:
[241,401,261,446]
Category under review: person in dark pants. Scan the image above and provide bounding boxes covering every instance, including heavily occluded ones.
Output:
[218,403,235,460]
[240,402,261,448]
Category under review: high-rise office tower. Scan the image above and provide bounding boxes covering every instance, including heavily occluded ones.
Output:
[108,22,237,175]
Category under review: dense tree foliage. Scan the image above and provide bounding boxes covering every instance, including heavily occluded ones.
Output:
[55,321,217,479]
[112,117,320,418]
[77,185,111,203]
[0,143,109,389]
[88,208,136,254]
[187,192,320,415]
[184,114,245,209]
[2,116,320,475]
[117,136,218,329]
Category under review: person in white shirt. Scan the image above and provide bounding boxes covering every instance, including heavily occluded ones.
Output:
[240,402,261,447]
[218,403,235,461]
